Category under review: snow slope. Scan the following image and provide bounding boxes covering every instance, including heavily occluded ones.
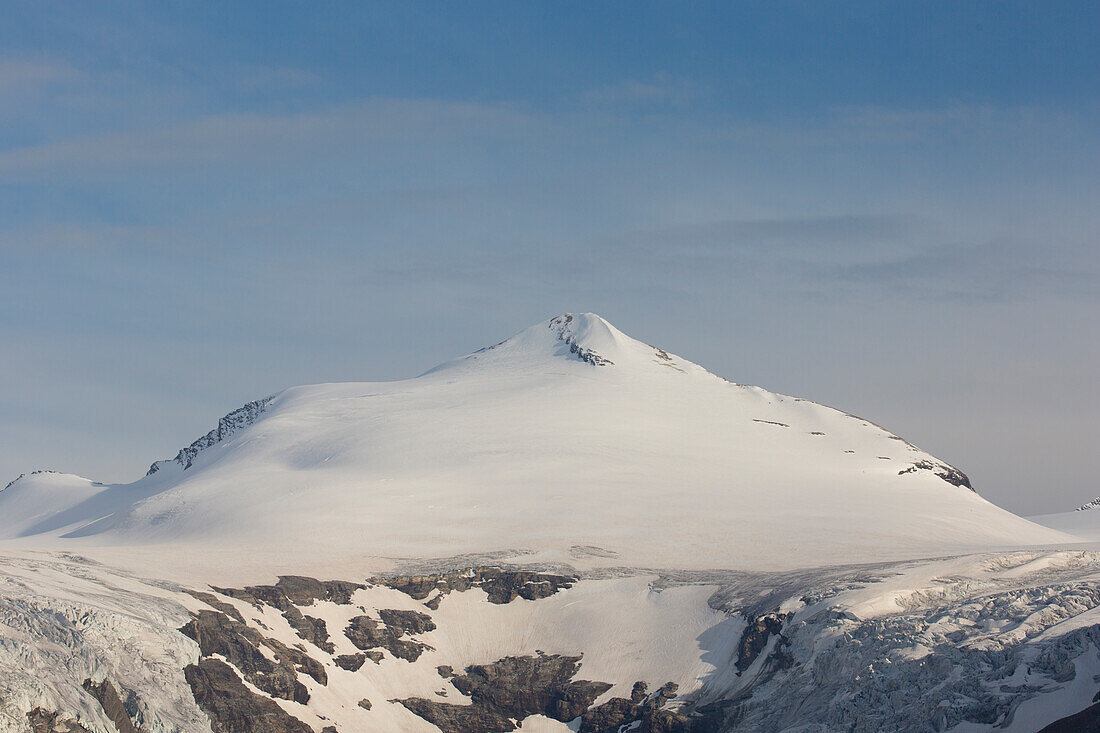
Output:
[1032,502,1100,541]
[0,313,1073,580]
[0,472,107,538]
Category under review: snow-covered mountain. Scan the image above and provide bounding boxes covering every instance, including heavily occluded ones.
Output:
[2,313,1098,733]
[0,313,1069,577]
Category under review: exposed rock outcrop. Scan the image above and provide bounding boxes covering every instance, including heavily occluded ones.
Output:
[185,590,246,623]
[736,613,790,673]
[580,681,720,732]
[332,653,363,671]
[344,614,433,662]
[269,575,364,605]
[180,610,325,703]
[210,576,364,652]
[26,709,92,733]
[184,658,313,733]
[399,652,612,732]
[380,567,575,607]
[333,650,384,671]
[81,678,138,733]
[897,458,973,491]
[378,608,436,634]
[283,608,333,653]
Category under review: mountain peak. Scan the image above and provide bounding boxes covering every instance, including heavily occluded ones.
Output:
[425,312,703,377]
[484,311,632,368]
[545,312,622,366]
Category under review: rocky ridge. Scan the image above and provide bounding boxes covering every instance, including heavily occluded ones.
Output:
[146,396,274,476]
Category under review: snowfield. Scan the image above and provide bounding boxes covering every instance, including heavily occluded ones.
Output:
[1,313,1098,732]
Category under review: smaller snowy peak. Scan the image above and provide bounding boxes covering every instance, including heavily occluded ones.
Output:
[3,469,59,491]
[2,470,101,492]
[1076,497,1100,511]
[146,395,275,476]
[0,471,107,539]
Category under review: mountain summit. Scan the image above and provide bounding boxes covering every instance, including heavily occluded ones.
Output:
[0,313,1069,576]
[424,312,706,375]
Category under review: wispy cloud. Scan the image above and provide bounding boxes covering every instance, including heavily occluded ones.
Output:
[234,65,322,93]
[0,97,542,178]
[581,74,700,108]
[827,102,1088,144]
[0,222,177,254]
[825,237,1100,302]
[591,215,1099,304]
[0,57,83,93]
[608,214,928,255]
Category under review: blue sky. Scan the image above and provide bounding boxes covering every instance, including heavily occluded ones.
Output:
[1,1,1097,514]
